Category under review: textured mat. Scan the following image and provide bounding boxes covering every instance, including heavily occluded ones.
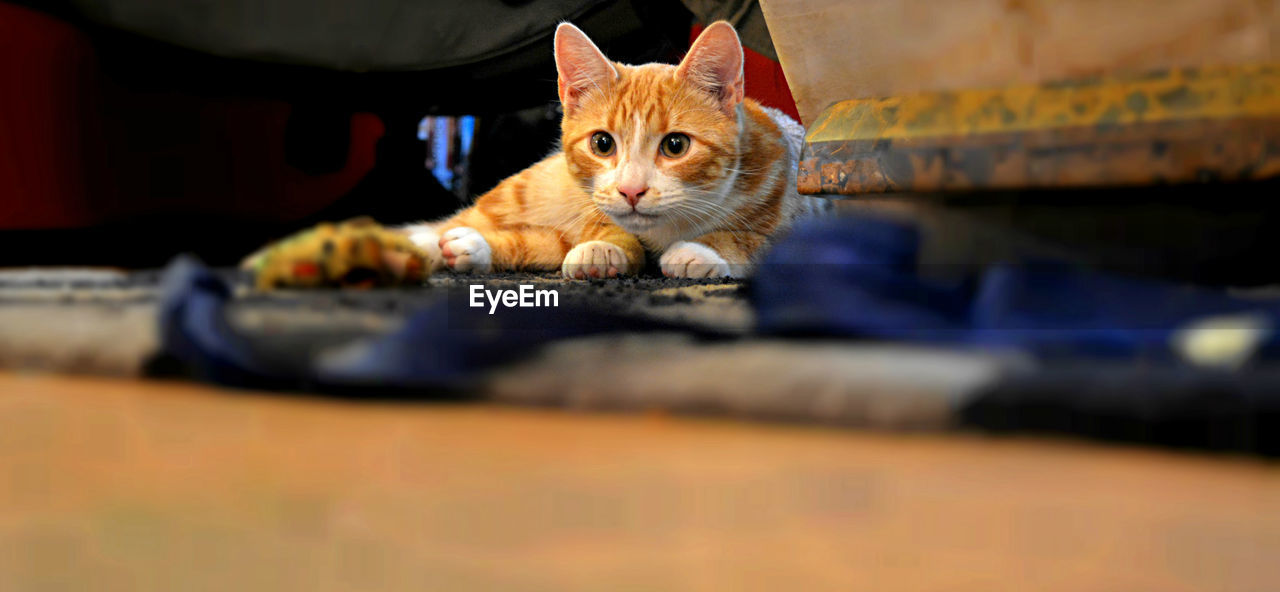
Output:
[0,267,751,372]
[0,265,1017,430]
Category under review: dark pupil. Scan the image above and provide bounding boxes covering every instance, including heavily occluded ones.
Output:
[594,133,613,154]
[665,134,686,154]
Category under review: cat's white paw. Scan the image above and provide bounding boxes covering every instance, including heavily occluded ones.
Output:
[660,241,732,278]
[439,227,492,273]
[562,240,631,279]
[401,224,445,271]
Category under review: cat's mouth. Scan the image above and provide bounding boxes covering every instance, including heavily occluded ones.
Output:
[610,209,663,229]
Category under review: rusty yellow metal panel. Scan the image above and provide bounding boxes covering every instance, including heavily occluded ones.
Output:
[798,65,1280,195]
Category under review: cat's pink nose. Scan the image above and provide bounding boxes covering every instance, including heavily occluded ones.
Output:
[618,185,648,207]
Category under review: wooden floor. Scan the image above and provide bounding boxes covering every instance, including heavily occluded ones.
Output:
[0,373,1276,591]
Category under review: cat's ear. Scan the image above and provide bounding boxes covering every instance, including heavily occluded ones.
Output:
[554,23,618,116]
[676,21,745,114]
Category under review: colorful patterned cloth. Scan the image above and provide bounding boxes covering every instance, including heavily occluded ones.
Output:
[242,218,433,290]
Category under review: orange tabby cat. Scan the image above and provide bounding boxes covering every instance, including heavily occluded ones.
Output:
[402,21,831,279]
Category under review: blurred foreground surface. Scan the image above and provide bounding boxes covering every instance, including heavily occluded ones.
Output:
[0,372,1277,591]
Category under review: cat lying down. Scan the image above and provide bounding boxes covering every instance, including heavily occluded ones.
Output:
[244,21,831,288]
[401,20,831,279]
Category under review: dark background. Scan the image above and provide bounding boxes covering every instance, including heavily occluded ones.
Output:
[0,0,694,267]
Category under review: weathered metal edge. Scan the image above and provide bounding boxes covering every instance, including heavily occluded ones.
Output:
[798,118,1280,195]
[805,65,1280,145]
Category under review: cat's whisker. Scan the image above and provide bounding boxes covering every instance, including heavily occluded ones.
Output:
[722,166,771,177]
[558,204,608,234]
[670,206,754,248]
[675,199,758,234]
[677,203,744,232]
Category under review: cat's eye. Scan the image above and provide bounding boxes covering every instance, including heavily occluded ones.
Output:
[660,133,690,158]
[590,132,615,157]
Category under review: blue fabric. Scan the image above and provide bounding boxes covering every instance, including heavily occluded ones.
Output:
[157,215,1280,393]
[155,256,723,393]
[753,215,1280,359]
[157,257,289,389]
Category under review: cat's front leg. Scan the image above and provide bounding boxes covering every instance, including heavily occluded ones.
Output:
[659,241,732,278]
[562,226,645,279]
[437,227,493,273]
[660,231,767,278]
[561,241,636,279]
[401,223,448,273]
[400,222,491,273]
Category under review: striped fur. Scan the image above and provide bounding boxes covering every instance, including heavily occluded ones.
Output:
[402,21,831,279]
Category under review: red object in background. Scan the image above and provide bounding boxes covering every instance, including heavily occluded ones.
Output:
[0,2,99,228]
[690,23,801,122]
[0,2,383,231]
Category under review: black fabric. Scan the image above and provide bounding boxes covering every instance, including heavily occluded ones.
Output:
[66,0,612,72]
[963,363,1280,456]
[31,0,693,114]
